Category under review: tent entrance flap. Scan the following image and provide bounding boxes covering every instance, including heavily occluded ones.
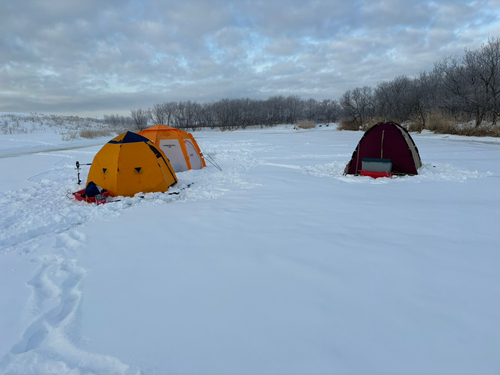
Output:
[159,139,189,172]
[185,140,203,169]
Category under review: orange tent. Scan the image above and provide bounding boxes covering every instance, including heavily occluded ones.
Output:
[138,124,206,173]
[86,132,177,197]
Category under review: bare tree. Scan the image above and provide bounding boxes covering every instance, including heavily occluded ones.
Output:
[150,103,167,125]
[303,98,319,121]
[373,75,413,123]
[475,37,500,124]
[183,101,201,130]
[408,71,440,130]
[435,54,488,127]
[265,96,286,125]
[284,95,304,124]
[198,102,217,129]
[130,108,149,131]
[328,99,342,123]
[340,87,374,128]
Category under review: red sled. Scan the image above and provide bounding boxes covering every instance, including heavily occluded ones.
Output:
[360,170,393,179]
[73,189,110,205]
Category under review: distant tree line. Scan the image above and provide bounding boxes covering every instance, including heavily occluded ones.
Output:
[103,114,136,128]
[339,37,500,131]
[119,96,341,131]
[105,37,500,133]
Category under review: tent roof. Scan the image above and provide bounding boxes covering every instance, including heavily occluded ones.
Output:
[139,124,192,139]
[141,124,178,132]
[108,131,150,144]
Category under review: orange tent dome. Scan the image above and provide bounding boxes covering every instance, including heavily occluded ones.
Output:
[86,131,177,197]
[138,124,206,173]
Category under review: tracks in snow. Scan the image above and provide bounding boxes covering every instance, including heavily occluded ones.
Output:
[0,230,131,374]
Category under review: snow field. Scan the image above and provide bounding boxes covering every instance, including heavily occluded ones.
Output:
[0,126,499,374]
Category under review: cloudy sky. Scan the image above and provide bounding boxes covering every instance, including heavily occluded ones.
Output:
[1,0,500,116]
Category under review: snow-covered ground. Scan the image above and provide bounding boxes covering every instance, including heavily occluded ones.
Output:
[0,125,499,374]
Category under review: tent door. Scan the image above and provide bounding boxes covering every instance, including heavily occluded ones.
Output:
[184,139,202,169]
[159,139,189,172]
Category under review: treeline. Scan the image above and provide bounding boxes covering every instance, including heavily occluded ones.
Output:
[339,37,500,132]
[105,38,500,134]
[122,97,341,131]
[103,114,136,128]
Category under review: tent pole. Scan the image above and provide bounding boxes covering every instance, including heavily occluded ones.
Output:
[199,145,222,171]
[381,130,385,159]
[355,143,360,174]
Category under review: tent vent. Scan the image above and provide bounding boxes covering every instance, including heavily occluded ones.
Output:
[135,167,142,173]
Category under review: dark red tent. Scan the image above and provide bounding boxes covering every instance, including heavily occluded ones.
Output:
[345,122,422,175]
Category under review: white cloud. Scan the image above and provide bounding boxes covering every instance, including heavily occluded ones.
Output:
[0,0,499,116]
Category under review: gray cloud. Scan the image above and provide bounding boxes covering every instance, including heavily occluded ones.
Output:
[0,0,499,116]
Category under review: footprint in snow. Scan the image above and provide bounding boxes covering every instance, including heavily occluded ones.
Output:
[54,230,86,250]
[10,257,84,354]
[3,235,131,374]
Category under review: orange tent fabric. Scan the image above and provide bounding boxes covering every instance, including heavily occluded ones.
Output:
[138,124,206,173]
[86,132,177,197]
